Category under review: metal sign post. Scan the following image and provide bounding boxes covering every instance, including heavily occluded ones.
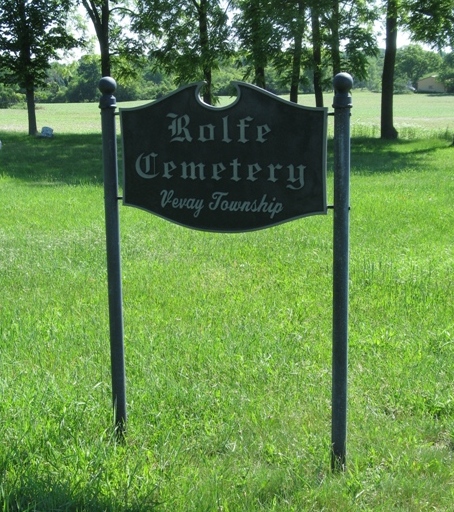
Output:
[98,74,353,469]
[99,77,126,438]
[331,73,353,471]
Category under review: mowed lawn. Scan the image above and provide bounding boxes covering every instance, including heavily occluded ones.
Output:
[0,91,453,511]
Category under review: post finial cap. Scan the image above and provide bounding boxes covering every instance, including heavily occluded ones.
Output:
[333,73,353,108]
[333,73,353,94]
[99,77,117,95]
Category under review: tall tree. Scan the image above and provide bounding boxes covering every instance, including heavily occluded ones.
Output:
[325,0,378,78]
[81,0,143,81]
[0,0,80,135]
[289,0,306,103]
[330,0,342,75]
[135,0,231,104]
[81,0,111,77]
[380,0,453,139]
[271,0,309,103]
[311,3,325,107]
[342,1,379,79]
[268,0,309,102]
[233,0,282,90]
[381,0,399,139]
[307,0,378,105]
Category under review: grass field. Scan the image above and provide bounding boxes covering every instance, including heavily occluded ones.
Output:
[0,91,453,511]
[2,89,454,137]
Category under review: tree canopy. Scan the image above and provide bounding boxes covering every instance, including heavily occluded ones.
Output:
[134,0,233,104]
[405,0,454,50]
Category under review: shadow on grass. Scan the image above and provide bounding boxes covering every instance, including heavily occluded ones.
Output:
[0,132,124,186]
[1,131,451,186]
[348,136,453,175]
[5,481,111,512]
[5,484,155,512]
[4,473,159,512]
[419,92,454,98]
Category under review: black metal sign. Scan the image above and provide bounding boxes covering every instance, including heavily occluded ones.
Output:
[120,82,327,232]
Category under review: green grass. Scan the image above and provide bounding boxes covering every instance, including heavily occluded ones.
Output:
[1,93,454,510]
[299,90,454,139]
[2,89,454,138]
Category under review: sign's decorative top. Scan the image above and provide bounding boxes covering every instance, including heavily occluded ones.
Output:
[120,82,327,232]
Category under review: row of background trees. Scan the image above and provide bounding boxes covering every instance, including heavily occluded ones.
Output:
[0,0,453,139]
[1,44,450,104]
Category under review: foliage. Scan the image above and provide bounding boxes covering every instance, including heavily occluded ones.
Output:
[395,44,443,88]
[80,0,145,80]
[405,0,454,49]
[1,41,445,106]
[134,0,233,104]
[21,46,453,104]
[439,52,454,92]
[232,0,283,88]
[338,0,380,79]
[0,83,23,108]
[67,55,101,102]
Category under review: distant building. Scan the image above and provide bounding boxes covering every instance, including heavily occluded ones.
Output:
[417,76,447,93]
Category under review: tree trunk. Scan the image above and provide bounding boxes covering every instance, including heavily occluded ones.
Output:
[289,42,302,103]
[99,0,111,77]
[83,0,111,77]
[17,1,36,135]
[381,0,399,139]
[331,0,341,76]
[26,86,37,136]
[197,0,212,104]
[311,6,324,107]
[253,66,265,89]
[249,0,266,89]
[202,69,213,105]
[289,0,305,103]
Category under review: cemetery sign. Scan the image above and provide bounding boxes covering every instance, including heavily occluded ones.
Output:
[120,82,327,232]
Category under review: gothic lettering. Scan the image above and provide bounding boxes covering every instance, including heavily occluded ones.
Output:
[167,113,192,142]
[135,151,307,190]
[165,113,271,144]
